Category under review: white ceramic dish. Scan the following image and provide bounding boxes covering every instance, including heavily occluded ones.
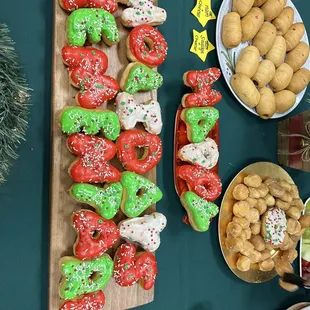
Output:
[216,0,310,119]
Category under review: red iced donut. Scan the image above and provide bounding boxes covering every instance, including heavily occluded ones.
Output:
[127,25,168,67]
[60,291,105,310]
[116,129,162,174]
[178,165,222,201]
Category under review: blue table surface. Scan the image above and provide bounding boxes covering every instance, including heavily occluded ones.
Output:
[1,0,310,309]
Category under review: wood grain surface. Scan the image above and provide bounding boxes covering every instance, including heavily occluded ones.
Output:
[49,1,159,309]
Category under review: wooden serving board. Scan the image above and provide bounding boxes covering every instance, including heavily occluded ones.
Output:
[49,1,159,309]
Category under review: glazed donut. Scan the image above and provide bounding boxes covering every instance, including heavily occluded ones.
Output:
[60,291,105,310]
[116,129,162,174]
[59,0,118,13]
[262,207,287,246]
[127,25,168,67]
[178,165,222,201]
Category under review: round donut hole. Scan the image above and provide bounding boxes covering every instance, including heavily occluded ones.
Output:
[89,271,100,281]
[198,120,205,126]
[136,188,145,197]
[144,38,154,52]
[135,146,148,160]
[92,230,100,239]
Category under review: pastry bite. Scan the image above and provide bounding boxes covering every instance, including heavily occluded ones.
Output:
[248,250,262,263]
[259,258,275,272]
[290,198,304,211]
[245,207,260,223]
[272,7,294,36]
[279,180,292,192]
[250,222,261,235]
[232,0,254,17]
[248,187,261,199]
[266,36,287,68]
[299,215,310,229]
[225,237,244,253]
[279,279,298,292]
[244,174,262,188]
[264,194,276,207]
[286,218,301,236]
[241,8,264,42]
[235,46,260,78]
[260,249,271,261]
[250,235,266,252]
[286,207,301,220]
[240,240,255,256]
[233,216,250,229]
[279,192,293,203]
[280,233,294,251]
[281,249,298,263]
[284,23,305,52]
[256,198,267,215]
[222,12,242,48]
[275,199,290,211]
[233,184,249,200]
[268,181,286,198]
[226,222,243,238]
[257,183,269,198]
[246,197,258,208]
[275,259,293,277]
[236,255,252,272]
[233,201,250,218]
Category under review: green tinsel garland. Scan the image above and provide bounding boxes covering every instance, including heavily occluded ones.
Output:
[0,24,30,183]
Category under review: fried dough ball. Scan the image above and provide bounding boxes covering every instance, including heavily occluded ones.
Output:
[264,178,276,186]
[299,215,310,229]
[259,258,275,271]
[240,240,255,256]
[260,249,271,261]
[256,198,267,215]
[279,181,292,192]
[226,222,243,238]
[250,234,266,251]
[248,250,263,263]
[236,255,252,272]
[290,198,304,211]
[279,279,298,292]
[239,230,247,241]
[275,199,290,211]
[290,184,299,199]
[257,183,269,198]
[268,181,286,198]
[233,201,250,218]
[250,222,261,235]
[281,249,298,263]
[248,187,261,199]
[244,174,262,188]
[233,216,250,229]
[246,197,258,208]
[287,218,302,235]
[265,194,276,207]
[244,227,252,240]
[279,192,293,203]
[280,234,294,251]
[225,237,244,252]
[286,207,301,220]
[245,207,260,223]
[233,184,249,200]
[290,232,303,243]
[275,259,293,277]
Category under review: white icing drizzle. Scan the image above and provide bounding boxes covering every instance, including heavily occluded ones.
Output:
[119,212,167,252]
[115,92,163,135]
[178,138,219,169]
[122,0,167,27]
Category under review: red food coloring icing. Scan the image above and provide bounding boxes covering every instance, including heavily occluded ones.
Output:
[60,0,118,13]
[60,291,105,310]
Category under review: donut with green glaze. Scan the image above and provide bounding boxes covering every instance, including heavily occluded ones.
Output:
[180,191,219,232]
[67,8,120,46]
[120,171,163,217]
[70,182,123,220]
[59,254,113,300]
[60,107,120,141]
[120,62,163,94]
[181,107,219,143]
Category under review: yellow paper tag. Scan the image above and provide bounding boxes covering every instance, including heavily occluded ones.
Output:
[190,29,215,62]
[191,0,216,27]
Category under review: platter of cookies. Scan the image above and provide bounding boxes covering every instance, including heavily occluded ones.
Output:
[219,162,308,284]
[216,0,310,119]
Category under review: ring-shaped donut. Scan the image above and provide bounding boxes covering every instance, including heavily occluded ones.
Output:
[178,165,222,201]
[116,129,162,174]
[127,25,168,67]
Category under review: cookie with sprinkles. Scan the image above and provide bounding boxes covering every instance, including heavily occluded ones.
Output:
[59,254,113,300]
[178,165,222,201]
[113,243,157,290]
[119,212,167,252]
[181,107,219,143]
[180,191,219,232]
[120,171,163,218]
[72,210,120,260]
[120,62,163,95]
[126,25,168,68]
[120,0,167,27]
[60,291,105,310]
[67,8,120,46]
[70,182,123,220]
[59,0,118,13]
[67,133,121,183]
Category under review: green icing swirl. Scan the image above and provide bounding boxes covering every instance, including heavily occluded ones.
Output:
[184,107,219,143]
[71,183,123,220]
[60,107,120,141]
[67,8,120,46]
[121,171,162,217]
[125,63,163,94]
[60,254,113,300]
[181,191,219,232]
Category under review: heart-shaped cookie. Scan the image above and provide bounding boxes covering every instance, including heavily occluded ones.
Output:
[119,212,167,252]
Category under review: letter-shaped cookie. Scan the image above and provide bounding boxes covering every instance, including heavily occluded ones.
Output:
[120,171,163,217]
[119,212,167,252]
[178,165,222,201]
[67,8,120,46]
[116,130,162,174]
[113,243,157,290]
[59,0,118,13]
[62,46,119,109]
[181,107,219,143]
[72,210,120,260]
[180,191,219,232]
[120,62,163,94]
[59,254,113,300]
[70,182,123,219]
[120,0,167,27]
[182,68,222,107]
[60,291,105,310]
[67,133,121,183]
[60,107,121,141]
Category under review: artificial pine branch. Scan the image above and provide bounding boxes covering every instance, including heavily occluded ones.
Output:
[0,24,30,183]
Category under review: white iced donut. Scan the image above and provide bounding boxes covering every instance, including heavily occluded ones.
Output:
[178,138,219,169]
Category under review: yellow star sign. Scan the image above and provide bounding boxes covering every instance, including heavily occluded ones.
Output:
[190,29,215,62]
[191,0,216,27]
